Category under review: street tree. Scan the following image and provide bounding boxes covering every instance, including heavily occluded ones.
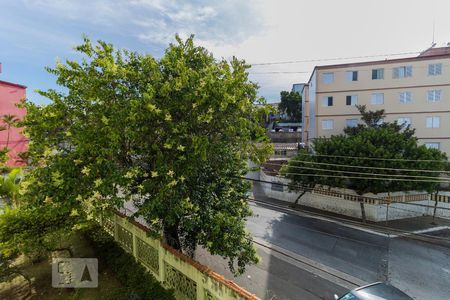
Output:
[283,105,448,196]
[278,91,302,121]
[16,36,271,275]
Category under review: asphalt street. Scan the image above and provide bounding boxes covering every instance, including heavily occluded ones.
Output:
[124,189,450,300]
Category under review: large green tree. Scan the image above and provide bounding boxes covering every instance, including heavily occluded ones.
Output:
[278,90,302,121]
[16,36,271,275]
[284,105,448,196]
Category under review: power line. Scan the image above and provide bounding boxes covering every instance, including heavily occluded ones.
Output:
[248,62,450,75]
[286,159,450,174]
[249,51,421,66]
[282,172,450,184]
[263,162,450,181]
[240,176,450,211]
[292,153,450,164]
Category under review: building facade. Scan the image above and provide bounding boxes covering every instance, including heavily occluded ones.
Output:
[302,46,450,156]
[0,79,27,166]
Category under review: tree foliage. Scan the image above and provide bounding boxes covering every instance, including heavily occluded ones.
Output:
[16,36,271,275]
[278,91,302,121]
[284,106,448,195]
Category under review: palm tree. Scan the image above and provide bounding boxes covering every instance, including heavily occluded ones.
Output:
[0,168,22,207]
[1,114,19,149]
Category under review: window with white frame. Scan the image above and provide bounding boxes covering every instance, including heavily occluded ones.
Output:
[399,91,412,104]
[371,93,384,105]
[427,90,442,102]
[346,95,358,106]
[397,117,411,126]
[322,119,334,130]
[346,71,358,81]
[346,119,358,128]
[426,116,440,128]
[425,143,440,149]
[322,73,334,84]
[322,96,333,107]
[428,63,442,76]
[372,68,384,80]
[393,66,412,78]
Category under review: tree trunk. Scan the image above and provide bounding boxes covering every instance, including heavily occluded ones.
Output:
[290,189,307,208]
[359,201,366,223]
[5,125,10,149]
[163,223,181,250]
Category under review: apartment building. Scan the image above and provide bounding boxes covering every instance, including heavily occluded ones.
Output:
[302,46,450,156]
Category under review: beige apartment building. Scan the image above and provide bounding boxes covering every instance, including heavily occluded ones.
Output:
[302,46,450,156]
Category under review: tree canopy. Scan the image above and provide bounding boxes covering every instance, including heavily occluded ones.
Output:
[284,105,448,195]
[278,90,302,121]
[13,36,271,275]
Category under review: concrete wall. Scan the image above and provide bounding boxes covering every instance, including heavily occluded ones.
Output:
[102,212,259,300]
[260,172,450,221]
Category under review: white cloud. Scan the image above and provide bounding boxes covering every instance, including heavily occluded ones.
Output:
[16,0,450,102]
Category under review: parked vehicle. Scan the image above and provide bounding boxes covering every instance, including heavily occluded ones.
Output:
[334,282,412,300]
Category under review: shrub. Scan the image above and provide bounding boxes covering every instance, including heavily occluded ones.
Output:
[83,225,174,300]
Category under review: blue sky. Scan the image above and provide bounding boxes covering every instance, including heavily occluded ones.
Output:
[1,0,450,104]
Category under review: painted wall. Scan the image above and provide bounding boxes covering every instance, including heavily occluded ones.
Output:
[259,172,450,221]
[309,55,450,156]
[0,81,27,166]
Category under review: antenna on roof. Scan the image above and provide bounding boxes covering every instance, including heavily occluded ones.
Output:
[431,19,436,47]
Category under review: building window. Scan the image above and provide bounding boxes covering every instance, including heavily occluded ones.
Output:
[322,73,334,84]
[426,116,440,128]
[393,66,412,78]
[427,90,442,102]
[428,63,442,76]
[397,117,411,126]
[346,119,358,128]
[346,95,358,106]
[371,93,384,105]
[372,68,384,80]
[322,96,333,107]
[425,143,440,149]
[346,71,358,81]
[322,119,334,130]
[399,91,412,104]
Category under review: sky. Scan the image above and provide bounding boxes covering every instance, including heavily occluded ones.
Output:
[1,0,450,104]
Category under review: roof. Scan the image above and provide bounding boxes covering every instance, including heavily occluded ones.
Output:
[418,46,450,57]
[315,47,450,71]
[262,160,287,176]
[0,80,27,89]
[305,46,450,84]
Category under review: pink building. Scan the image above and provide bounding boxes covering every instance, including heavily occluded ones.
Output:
[0,73,28,166]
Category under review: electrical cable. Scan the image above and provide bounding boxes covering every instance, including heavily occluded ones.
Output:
[288,153,450,164]
[249,51,421,66]
[284,159,450,174]
[263,162,450,181]
[282,172,450,184]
